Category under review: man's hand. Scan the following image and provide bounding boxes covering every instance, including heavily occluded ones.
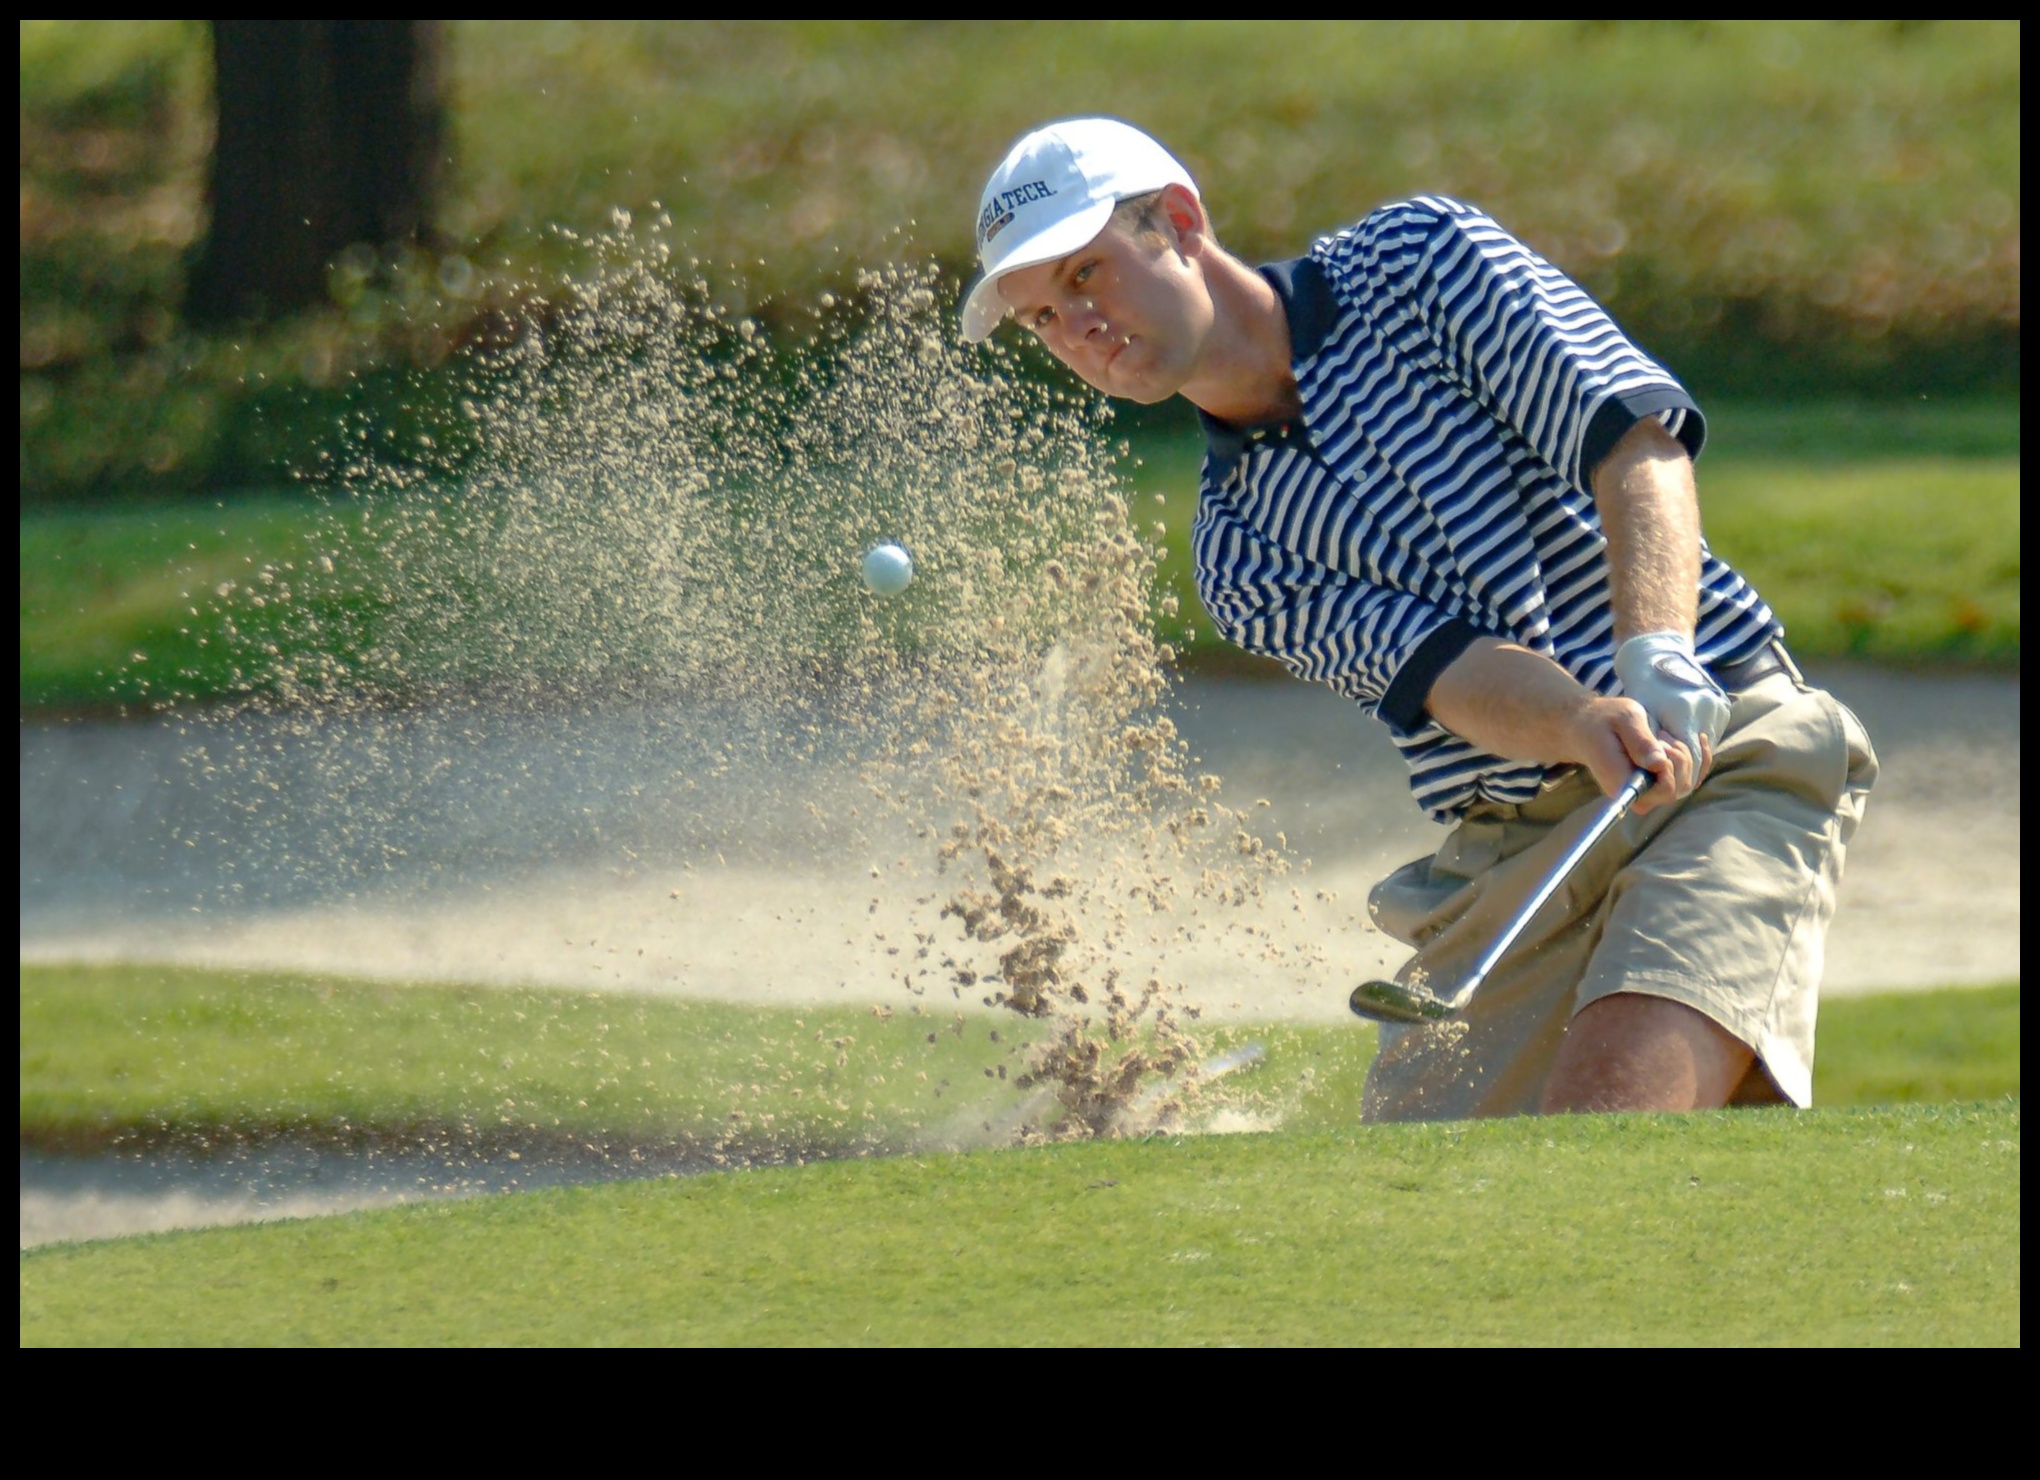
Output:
[1614,630,1730,790]
[1561,691,1696,816]
[1426,637,1699,815]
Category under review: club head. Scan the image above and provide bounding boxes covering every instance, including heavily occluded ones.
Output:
[1347,978,1460,1024]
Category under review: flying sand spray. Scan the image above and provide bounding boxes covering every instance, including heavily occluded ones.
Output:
[173,216,1316,1151]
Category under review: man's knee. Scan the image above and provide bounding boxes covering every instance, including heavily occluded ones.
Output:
[1540,991,1756,1114]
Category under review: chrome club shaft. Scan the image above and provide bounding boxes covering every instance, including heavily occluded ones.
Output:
[1348,768,1653,1024]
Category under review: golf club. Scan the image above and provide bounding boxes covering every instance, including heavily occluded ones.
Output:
[1348,767,1654,1024]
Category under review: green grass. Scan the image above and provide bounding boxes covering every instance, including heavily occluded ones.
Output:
[1804,984,2022,1107]
[16,493,387,711]
[19,963,2020,1159]
[1692,398,2024,463]
[20,962,1014,1159]
[19,1103,2021,1345]
[1702,459,2020,664]
[19,965,2017,1342]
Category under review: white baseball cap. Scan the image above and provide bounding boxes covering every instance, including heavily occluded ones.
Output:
[960,117,1199,342]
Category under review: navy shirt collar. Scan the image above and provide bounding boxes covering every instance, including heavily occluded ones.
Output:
[1196,256,1338,462]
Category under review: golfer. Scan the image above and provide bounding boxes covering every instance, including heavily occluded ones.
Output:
[961,117,1877,1119]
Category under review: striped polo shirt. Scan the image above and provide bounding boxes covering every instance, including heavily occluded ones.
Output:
[1191,196,1780,821]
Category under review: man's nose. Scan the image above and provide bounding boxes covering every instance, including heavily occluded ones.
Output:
[1055,297,1106,347]
[1052,291,1101,332]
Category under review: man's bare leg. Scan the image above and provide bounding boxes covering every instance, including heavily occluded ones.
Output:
[1540,992,1756,1114]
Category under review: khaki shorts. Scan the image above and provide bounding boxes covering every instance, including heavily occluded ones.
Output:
[1361,664,1878,1122]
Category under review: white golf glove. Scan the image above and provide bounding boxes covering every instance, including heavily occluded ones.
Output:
[1614,631,1732,765]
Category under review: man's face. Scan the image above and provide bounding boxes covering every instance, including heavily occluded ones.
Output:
[995,193,1214,404]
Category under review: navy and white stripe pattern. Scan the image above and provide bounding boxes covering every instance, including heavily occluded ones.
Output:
[1192,197,1780,821]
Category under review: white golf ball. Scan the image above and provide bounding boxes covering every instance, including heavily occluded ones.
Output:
[861,542,914,596]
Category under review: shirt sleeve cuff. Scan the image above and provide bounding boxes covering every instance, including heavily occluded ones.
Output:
[1378,615,1485,733]
[1581,386,1706,483]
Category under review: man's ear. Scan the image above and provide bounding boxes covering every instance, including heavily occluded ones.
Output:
[1157,182,1210,255]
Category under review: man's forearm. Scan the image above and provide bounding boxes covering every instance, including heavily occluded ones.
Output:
[1425,637,1684,808]
[1424,637,1594,766]
[1595,418,1701,643]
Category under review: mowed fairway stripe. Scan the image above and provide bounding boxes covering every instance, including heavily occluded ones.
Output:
[20,1105,2019,1346]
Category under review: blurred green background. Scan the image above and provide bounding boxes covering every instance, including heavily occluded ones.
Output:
[21,20,2021,493]
[18,20,2022,704]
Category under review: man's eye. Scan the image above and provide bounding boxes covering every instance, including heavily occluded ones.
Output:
[1031,308,1056,330]
[1072,262,1095,285]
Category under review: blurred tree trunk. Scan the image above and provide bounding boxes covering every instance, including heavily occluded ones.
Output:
[188,20,442,325]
